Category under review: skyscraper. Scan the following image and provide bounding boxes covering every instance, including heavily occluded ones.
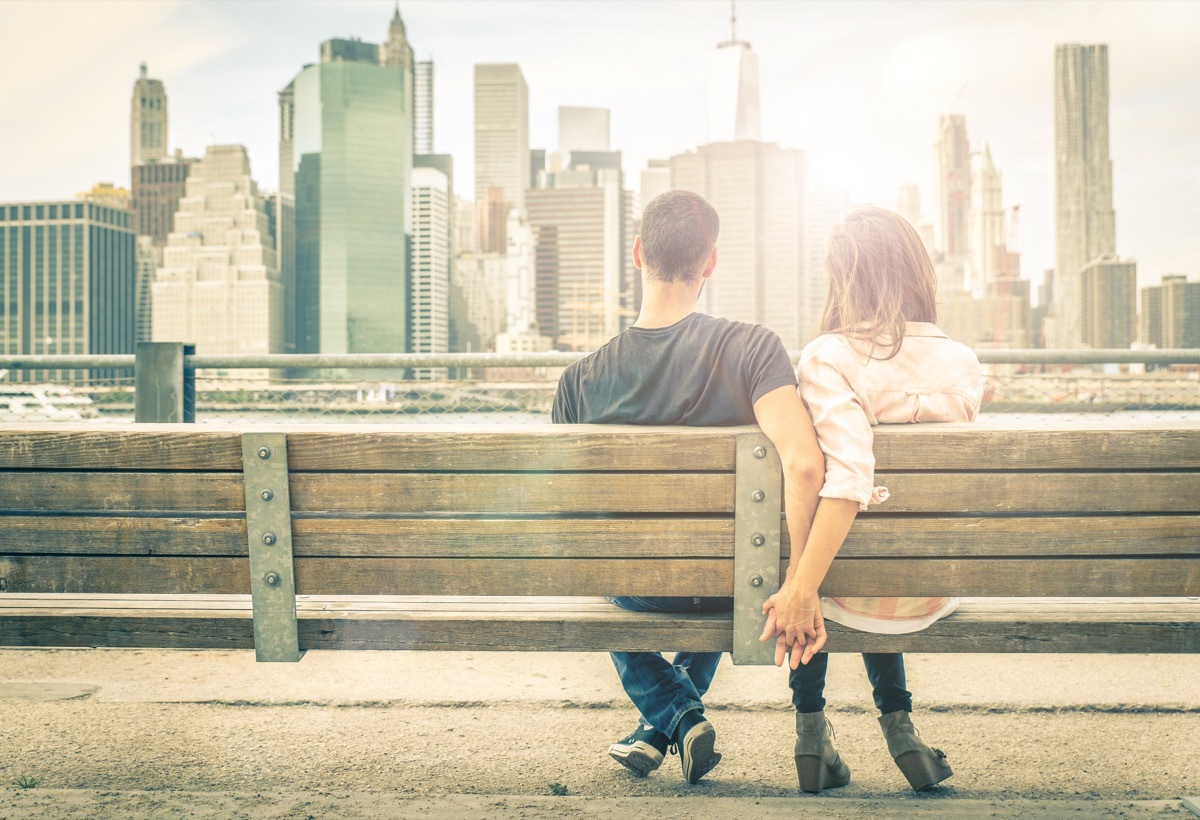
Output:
[410,166,451,375]
[670,141,807,350]
[935,114,970,262]
[284,25,414,355]
[131,64,167,167]
[474,64,530,212]
[0,199,136,383]
[558,106,610,154]
[969,145,1007,293]
[897,184,921,227]
[415,60,434,154]
[804,188,850,343]
[1054,43,1116,349]
[1140,275,1200,349]
[527,160,636,351]
[151,145,282,372]
[708,6,760,142]
[640,160,671,209]
[1079,255,1135,349]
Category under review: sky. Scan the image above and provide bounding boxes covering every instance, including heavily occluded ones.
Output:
[1,0,1197,299]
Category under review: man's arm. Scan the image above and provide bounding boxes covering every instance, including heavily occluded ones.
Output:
[751,384,826,660]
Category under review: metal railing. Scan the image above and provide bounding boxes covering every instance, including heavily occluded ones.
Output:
[2,342,1198,424]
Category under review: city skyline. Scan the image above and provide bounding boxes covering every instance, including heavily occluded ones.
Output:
[2,0,1198,299]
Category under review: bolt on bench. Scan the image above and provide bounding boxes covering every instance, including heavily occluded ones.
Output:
[1,422,1198,663]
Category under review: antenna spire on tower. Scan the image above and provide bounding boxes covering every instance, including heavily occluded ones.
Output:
[731,0,737,42]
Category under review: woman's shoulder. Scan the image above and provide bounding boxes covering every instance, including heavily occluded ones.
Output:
[800,332,855,361]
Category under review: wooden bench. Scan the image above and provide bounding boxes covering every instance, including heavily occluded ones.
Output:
[1,422,1198,663]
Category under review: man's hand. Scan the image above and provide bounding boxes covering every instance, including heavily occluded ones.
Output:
[759,584,826,669]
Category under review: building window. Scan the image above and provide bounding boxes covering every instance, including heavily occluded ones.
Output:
[48,205,57,219]
[75,204,83,219]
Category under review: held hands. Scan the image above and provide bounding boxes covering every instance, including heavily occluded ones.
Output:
[758,583,826,669]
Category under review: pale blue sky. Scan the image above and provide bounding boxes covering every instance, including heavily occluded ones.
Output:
[1,0,1197,295]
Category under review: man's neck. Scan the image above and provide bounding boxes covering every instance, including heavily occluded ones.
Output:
[633,281,703,329]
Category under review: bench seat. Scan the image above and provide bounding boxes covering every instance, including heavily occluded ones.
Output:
[4,594,1198,654]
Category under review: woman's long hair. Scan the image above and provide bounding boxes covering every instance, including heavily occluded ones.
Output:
[819,205,938,360]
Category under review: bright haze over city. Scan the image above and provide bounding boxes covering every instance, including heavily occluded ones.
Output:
[2,0,1197,295]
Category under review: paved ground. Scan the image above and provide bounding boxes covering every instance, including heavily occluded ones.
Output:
[1,649,1198,818]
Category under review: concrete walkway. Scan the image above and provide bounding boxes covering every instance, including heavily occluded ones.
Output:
[1,649,1198,818]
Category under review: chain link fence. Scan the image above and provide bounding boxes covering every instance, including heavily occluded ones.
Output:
[2,352,1198,424]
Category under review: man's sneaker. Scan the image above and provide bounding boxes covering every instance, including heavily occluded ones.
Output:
[674,710,721,784]
[608,724,670,776]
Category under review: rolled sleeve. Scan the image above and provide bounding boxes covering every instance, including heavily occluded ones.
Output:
[799,347,879,511]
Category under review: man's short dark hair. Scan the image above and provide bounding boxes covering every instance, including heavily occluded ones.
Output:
[639,190,720,283]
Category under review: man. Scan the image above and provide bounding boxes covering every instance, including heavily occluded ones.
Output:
[552,190,824,784]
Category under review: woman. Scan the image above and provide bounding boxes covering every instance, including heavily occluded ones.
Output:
[760,206,983,793]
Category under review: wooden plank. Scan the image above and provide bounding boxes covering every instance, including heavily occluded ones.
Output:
[291,518,733,558]
[4,554,1197,597]
[873,422,1200,471]
[819,558,1200,597]
[289,473,734,514]
[3,422,1198,473]
[286,425,740,472]
[0,473,244,512]
[0,556,729,596]
[0,517,733,558]
[3,596,1197,654]
[805,516,1200,558]
[861,473,1200,514]
[0,516,246,555]
[0,427,243,470]
[6,513,1194,560]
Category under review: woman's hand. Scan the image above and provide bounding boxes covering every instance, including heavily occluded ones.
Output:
[759,583,827,669]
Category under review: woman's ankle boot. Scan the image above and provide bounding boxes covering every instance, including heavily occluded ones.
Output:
[878,710,953,791]
[794,710,851,793]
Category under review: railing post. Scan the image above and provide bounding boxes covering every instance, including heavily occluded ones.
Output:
[135,342,195,422]
[732,431,784,665]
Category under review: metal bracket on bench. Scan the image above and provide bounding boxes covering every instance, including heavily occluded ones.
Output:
[732,432,783,665]
[242,433,301,662]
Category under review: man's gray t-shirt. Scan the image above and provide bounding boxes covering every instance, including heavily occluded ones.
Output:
[552,312,796,426]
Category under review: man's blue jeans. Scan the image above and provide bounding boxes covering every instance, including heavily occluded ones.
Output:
[608,595,731,740]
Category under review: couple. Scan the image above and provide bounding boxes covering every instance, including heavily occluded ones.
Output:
[552,191,983,792]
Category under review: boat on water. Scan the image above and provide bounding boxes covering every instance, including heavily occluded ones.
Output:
[0,385,98,421]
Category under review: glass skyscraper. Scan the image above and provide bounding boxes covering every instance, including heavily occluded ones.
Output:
[285,36,413,355]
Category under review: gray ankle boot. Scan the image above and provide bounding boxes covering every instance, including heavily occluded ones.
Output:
[794,711,851,793]
[878,710,953,791]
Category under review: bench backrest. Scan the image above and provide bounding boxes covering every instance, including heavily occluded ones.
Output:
[2,422,1198,660]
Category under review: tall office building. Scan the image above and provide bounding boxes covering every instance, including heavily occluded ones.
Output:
[527,159,636,351]
[130,156,198,342]
[1140,275,1200,349]
[409,166,451,375]
[935,114,970,263]
[803,189,850,344]
[1054,43,1117,349]
[131,64,167,167]
[558,106,610,154]
[449,252,506,352]
[415,60,434,154]
[474,64,530,212]
[708,8,760,142]
[284,25,414,355]
[640,159,671,209]
[495,210,551,353]
[670,141,807,350]
[969,145,1007,293]
[1079,255,1135,349]
[151,145,282,374]
[0,199,136,383]
[897,184,921,227]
